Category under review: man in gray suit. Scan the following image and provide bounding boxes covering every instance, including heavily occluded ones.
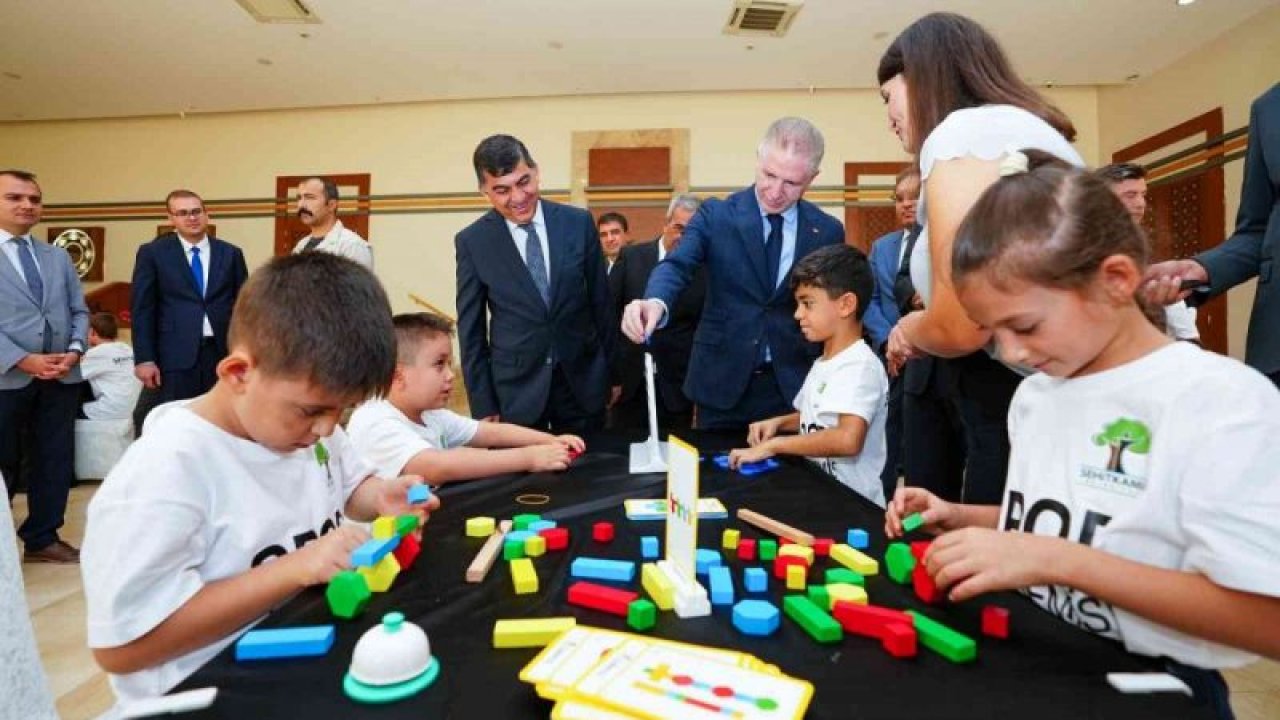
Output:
[0,170,89,564]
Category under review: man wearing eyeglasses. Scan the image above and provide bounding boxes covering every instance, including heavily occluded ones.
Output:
[130,190,248,417]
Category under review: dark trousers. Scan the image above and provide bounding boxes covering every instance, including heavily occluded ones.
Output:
[0,380,78,551]
[902,357,967,501]
[880,371,904,502]
[136,338,221,432]
[696,366,790,433]
[535,364,605,435]
[947,351,1023,505]
[1165,659,1235,720]
[610,383,694,439]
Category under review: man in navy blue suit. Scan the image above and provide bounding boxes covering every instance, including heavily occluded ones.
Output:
[130,190,248,415]
[621,118,844,430]
[455,135,615,432]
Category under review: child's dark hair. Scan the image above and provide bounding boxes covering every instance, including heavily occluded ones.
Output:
[391,312,455,365]
[789,244,875,321]
[228,253,395,399]
[952,149,1149,295]
[89,312,119,340]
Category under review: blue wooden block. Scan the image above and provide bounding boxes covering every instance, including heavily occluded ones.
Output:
[709,566,734,606]
[744,567,768,593]
[351,534,400,567]
[732,600,780,637]
[640,536,659,559]
[407,484,431,505]
[847,528,869,550]
[695,548,722,576]
[235,625,335,661]
[504,530,535,544]
[528,520,557,533]
[570,557,636,583]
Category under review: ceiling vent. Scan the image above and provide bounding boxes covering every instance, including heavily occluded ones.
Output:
[234,0,321,24]
[724,0,803,37]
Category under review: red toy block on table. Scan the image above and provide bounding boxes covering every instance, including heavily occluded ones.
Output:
[567,447,584,462]
[737,538,757,561]
[592,522,614,544]
[812,538,834,557]
[539,527,569,551]
[912,563,945,604]
[879,622,918,658]
[831,601,912,638]
[392,532,421,570]
[982,605,1010,639]
[773,554,808,580]
[910,540,931,561]
[567,581,638,617]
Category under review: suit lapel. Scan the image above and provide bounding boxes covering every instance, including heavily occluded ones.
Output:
[736,190,770,295]
[164,234,202,298]
[0,239,38,305]
[206,238,228,295]
[485,211,546,309]
[543,201,566,307]
[785,202,828,299]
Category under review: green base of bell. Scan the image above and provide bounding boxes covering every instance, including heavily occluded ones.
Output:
[343,657,440,704]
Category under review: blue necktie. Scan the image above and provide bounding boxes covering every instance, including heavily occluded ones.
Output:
[519,223,550,307]
[190,246,205,296]
[765,213,784,291]
[16,237,44,302]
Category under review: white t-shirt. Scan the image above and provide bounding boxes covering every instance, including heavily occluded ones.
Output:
[1163,301,1200,342]
[80,341,143,421]
[347,398,480,480]
[82,401,373,703]
[1002,342,1280,668]
[793,340,888,507]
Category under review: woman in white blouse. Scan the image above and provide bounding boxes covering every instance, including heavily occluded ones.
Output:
[877,12,1085,504]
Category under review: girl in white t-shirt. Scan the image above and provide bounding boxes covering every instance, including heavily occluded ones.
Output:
[886,150,1280,718]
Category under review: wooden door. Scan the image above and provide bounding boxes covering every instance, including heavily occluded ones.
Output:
[273,174,372,257]
[844,161,909,253]
[586,147,672,243]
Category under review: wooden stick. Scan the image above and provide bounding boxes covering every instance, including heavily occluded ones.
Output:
[736,509,815,547]
[465,519,513,583]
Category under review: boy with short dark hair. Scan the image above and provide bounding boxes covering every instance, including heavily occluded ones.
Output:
[79,312,142,420]
[82,254,438,704]
[729,244,889,506]
[348,312,583,483]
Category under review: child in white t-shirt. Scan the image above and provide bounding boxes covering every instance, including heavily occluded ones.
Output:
[348,312,583,483]
[81,254,440,705]
[729,244,888,507]
[887,150,1280,717]
[79,312,142,421]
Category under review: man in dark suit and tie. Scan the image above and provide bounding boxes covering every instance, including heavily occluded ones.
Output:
[455,135,615,432]
[130,190,248,417]
[622,117,844,430]
[1146,83,1280,385]
[610,194,703,434]
[0,169,90,563]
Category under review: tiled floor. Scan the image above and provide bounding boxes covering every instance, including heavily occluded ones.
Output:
[15,484,1280,719]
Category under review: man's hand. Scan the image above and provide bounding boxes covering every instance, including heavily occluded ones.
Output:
[885,317,924,377]
[1143,259,1208,306]
[135,362,162,389]
[17,353,65,380]
[621,299,664,344]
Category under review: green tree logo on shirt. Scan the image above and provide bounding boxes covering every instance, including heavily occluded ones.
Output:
[1091,418,1151,475]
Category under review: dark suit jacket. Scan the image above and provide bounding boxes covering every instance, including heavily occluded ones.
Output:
[610,238,705,411]
[644,187,844,410]
[864,229,905,351]
[130,233,248,373]
[455,199,615,424]
[1195,83,1280,374]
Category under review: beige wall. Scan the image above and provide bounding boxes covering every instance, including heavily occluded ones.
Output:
[1098,4,1280,359]
[0,86,1099,317]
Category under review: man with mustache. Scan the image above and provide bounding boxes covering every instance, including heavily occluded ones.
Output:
[291,176,373,270]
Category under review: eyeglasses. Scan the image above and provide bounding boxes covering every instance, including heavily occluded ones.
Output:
[171,208,204,218]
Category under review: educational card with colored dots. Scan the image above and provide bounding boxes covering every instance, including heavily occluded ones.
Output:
[570,644,813,720]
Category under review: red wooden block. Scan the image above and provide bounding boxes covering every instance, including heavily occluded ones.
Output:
[737,538,757,561]
[831,601,912,638]
[812,538,834,557]
[880,622,918,658]
[912,563,945,604]
[391,532,421,570]
[773,554,808,580]
[567,581,638,617]
[540,527,569,551]
[982,605,1010,639]
[910,541,931,561]
[779,538,793,547]
[592,522,615,543]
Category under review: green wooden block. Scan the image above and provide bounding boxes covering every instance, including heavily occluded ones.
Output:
[627,598,657,632]
[512,513,541,531]
[326,570,371,620]
[806,585,830,608]
[907,610,976,663]
[395,514,419,537]
[503,538,525,560]
[903,512,925,533]
[782,595,843,644]
[824,568,864,586]
[885,542,916,585]
[758,539,778,561]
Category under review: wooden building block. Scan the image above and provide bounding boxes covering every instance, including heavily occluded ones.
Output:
[824,568,864,586]
[503,538,526,561]
[524,534,547,557]
[813,538,834,557]
[570,557,636,583]
[825,583,867,609]
[351,535,399,568]
[513,513,541,531]
[912,563,945,604]
[982,605,1010,639]
[510,557,538,595]
[641,536,660,559]
[641,562,675,610]
[235,625,335,661]
[773,554,808,580]
[743,567,768,593]
[830,543,879,576]
[885,542,916,585]
[736,509,815,546]
[391,532,421,571]
[778,543,815,565]
[567,581,638,617]
[846,528,869,549]
[737,538,757,561]
[709,566,734,606]
[758,539,778,561]
[357,553,401,592]
[394,514,419,537]
[902,512,925,533]
[732,599,780,636]
[880,622,918,658]
[592,522,615,543]
[325,571,370,620]
[627,599,657,632]
[466,516,496,538]
[907,610,976,663]
[782,595,842,644]
[721,528,741,550]
[831,601,912,639]
[371,516,396,539]
[540,527,569,551]
[407,484,431,505]
[786,564,807,591]
[492,617,576,648]
[465,519,513,583]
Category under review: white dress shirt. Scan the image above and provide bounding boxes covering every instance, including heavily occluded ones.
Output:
[0,230,41,285]
[176,235,214,337]
[503,201,551,286]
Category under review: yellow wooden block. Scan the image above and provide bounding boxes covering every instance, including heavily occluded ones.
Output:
[493,617,577,648]
[357,553,401,593]
[830,543,879,576]
[778,543,815,564]
[371,516,396,539]
[721,529,741,550]
[466,516,496,537]
[524,535,547,557]
[641,562,675,611]
[826,583,868,609]
[786,563,807,591]
[510,557,538,595]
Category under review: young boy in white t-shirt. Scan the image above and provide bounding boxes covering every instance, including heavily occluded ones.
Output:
[729,244,888,506]
[81,254,440,705]
[78,312,142,421]
[348,312,583,483]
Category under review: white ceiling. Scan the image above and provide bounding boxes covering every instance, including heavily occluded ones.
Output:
[0,0,1273,123]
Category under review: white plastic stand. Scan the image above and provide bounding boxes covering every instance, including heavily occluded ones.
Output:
[628,352,668,473]
[657,559,711,618]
